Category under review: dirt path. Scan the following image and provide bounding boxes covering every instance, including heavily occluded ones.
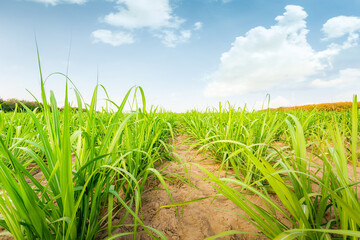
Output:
[127,134,267,240]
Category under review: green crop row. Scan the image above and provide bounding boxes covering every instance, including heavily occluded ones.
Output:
[0,54,178,239]
[181,97,360,239]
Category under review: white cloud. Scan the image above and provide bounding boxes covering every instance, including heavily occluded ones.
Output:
[155,21,202,47]
[29,0,86,5]
[204,5,360,97]
[103,0,183,29]
[91,29,134,46]
[156,30,192,48]
[311,68,360,88]
[322,16,360,39]
[194,22,203,31]
[205,5,326,97]
[320,16,360,59]
[94,0,199,47]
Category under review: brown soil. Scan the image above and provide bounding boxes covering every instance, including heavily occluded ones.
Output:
[0,135,270,240]
[111,134,273,240]
[0,233,13,240]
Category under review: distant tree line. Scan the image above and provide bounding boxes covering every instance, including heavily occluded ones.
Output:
[0,98,89,112]
[0,98,42,112]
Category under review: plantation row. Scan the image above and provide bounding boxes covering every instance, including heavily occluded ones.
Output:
[181,98,360,239]
[0,82,178,239]
[0,80,359,239]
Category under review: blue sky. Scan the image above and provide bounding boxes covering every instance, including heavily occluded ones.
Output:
[1,0,360,111]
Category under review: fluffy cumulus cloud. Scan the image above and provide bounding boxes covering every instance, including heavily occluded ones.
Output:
[204,5,360,97]
[93,0,201,47]
[29,0,86,5]
[103,0,182,29]
[318,16,360,66]
[322,16,360,39]
[91,29,134,46]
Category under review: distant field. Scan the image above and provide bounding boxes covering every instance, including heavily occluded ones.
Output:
[2,97,359,113]
[272,101,360,111]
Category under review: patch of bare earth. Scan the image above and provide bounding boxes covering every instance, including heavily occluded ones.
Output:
[113,135,280,240]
